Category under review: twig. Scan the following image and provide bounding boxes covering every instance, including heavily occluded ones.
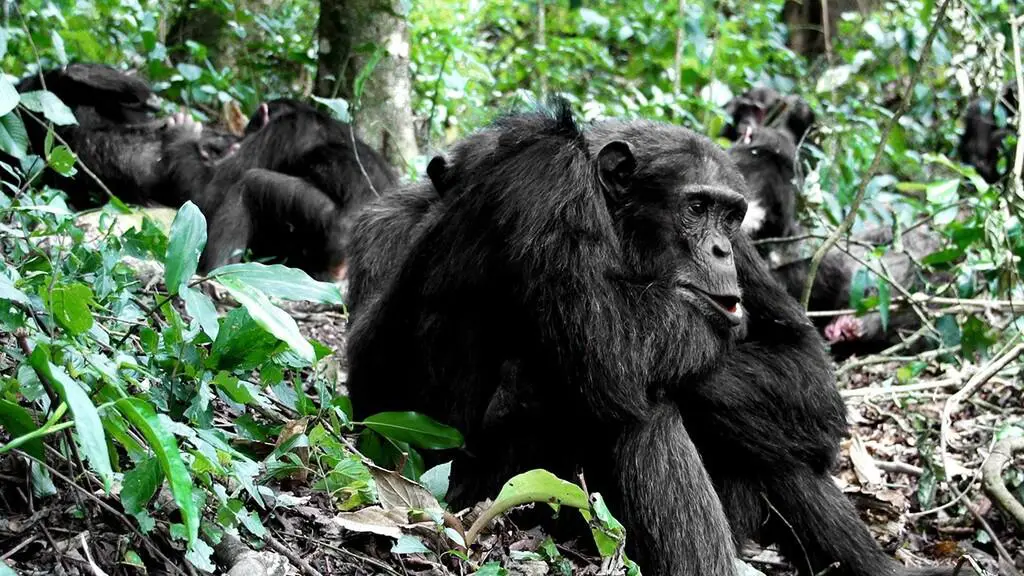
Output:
[982,436,1024,527]
[940,341,1024,467]
[13,450,188,576]
[266,533,324,576]
[800,0,952,308]
[876,461,923,477]
[840,378,958,398]
[20,108,118,202]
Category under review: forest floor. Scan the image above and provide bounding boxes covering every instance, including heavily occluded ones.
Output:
[1,300,1021,576]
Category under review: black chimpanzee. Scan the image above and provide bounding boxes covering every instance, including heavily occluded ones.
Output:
[346,100,960,576]
[720,87,816,145]
[728,126,801,248]
[8,63,235,208]
[958,82,1018,184]
[772,226,941,359]
[158,98,399,280]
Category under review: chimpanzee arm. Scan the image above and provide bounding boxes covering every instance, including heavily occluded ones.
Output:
[683,234,847,472]
[201,168,344,275]
[613,402,737,575]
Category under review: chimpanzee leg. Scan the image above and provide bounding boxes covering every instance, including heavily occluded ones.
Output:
[613,402,737,576]
[715,467,960,576]
[201,168,345,276]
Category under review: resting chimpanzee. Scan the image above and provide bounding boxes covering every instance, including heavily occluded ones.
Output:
[6,64,237,208]
[772,226,941,359]
[958,82,1018,184]
[345,156,451,316]
[347,100,959,576]
[159,98,398,279]
[727,126,801,250]
[349,102,746,575]
[720,87,816,145]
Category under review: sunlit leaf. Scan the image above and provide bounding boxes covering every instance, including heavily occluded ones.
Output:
[165,202,207,295]
[0,75,18,117]
[217,275,315,362]
[19,91,78,126]
[362,412,464,450]
[209,262,343,305]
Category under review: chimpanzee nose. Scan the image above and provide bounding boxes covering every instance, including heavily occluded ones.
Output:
[712,238,732,260]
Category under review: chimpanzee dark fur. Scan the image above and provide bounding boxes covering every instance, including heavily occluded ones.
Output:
[721,87,815,145]
[728,127,801,244]
[159,98,398,278]
[348,101,746,576]
[958,83,1018,184]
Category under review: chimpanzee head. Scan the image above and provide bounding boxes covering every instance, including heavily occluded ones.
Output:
[588,121,749,331]
[242,98,317,136]
[20,63,158,125]
[720,87,781,142]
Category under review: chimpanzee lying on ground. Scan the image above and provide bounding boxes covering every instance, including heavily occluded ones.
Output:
[346,99,960,576]
[959,82,1017,184]
[7,63,236,208]
[159,98,398,279]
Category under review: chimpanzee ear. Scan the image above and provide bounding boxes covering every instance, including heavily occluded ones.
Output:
[427,155,449,196]
[597,140,636,198]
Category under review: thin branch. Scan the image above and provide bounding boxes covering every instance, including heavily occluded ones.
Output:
[20,108,117,202]
[982,436,1024,527]
[800,0,952,308]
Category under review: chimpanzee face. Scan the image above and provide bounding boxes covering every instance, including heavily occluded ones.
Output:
[593,124,749,330]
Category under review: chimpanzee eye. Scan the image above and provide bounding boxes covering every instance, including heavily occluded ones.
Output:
[689,200,709,216]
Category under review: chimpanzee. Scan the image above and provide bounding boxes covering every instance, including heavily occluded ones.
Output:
[720,87,816,145]
[159,98,399,279]
[6,64,237,208]
[727,126,801,248]
[345,156,451,315]
[346,100,961,576]
[958,82,1018,184]
[772,226,941,359]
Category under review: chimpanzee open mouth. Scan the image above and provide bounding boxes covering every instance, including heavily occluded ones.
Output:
[692,289,743,325]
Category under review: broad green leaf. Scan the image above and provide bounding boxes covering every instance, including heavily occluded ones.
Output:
[210,262,343,304]
[29,348,113,490]
[0,272,29,304]
[19,91,78,126]
[176,63,203,82]
[391,534,430,555]
[0,112,28,162]
[849,267,871,310]
[50,31,67,64]
[925,178,959,205]
[311,96,352,123]
[493,469,589,511]
[0,560,17,576]
[209,308,282,371]
[0,399,45,460]
[589,492,626,557]
[217,276,314,362]
[49,283,94,336]
[47,145,77,176]
[211,371,256,405]
[121,456,162,515]
[115,397,198,546]
[165,202,207,295]
[921,248,962,266]
[420,461,451,502]
[362,412,464,450]
[0,75,18,117]
[181,286,220,339]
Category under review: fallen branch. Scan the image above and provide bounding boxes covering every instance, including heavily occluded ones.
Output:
[982,436,1024,528]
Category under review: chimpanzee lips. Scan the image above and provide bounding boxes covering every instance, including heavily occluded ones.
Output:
[690,289,744,326]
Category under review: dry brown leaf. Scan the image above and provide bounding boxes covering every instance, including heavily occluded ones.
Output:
[331,505,407,539]
[275,417,310,483]
[368,463,444,517]
[222,100,248,136]
[849,433,884,486]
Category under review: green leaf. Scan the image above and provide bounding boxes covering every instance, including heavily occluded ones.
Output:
[49,283,95,336]
[0,399,45,460]
[0,75,19,117]
[209,308,282,371]
[0,560,18,576]
[121,456,162,515]
[0,272,29,304]
[921,248,962,266]
[925,178,959,205]
[473,563,508,576]
[311,96,352,123]
[217,276,315,362]
[47,145,77,176]
[353,45,387,104]
[209,262,343,305]
[362,412,464,450]
[181,287,220,340]
[391,534,430,555]
[848,267,871,310]
[493,469,589,511]
[211,371,256,405]
[0,112,28,162]
[165,202,207,295]
[877,280,890,331]
[420,461,451,503]
[115,397,198,547]
[29,348,113,490]
[176,63,203,82]
[50,31,67,64]
[19,91,78,126]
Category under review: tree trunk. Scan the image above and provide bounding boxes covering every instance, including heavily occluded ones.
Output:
[316,0,419,169]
